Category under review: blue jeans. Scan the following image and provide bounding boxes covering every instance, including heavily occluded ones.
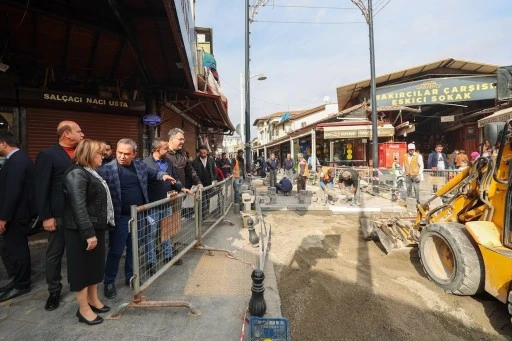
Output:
[319,180,335,203]
[104,215,132,285]
[233,177,243,203]
[144,208,173,264]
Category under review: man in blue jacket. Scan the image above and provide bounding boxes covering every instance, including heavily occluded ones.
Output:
[275,176,293,195]
[427,144,448,192]
[143,137,185,273]
[99,138,190,299]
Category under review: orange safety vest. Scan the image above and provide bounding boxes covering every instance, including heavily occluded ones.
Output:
[320,166,333,181]
[297,160,309,177]
[233,159,240,178]
[404,153,420,176]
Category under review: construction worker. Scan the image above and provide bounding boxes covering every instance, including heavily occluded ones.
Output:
[403,143,424,202]
[319,166,338,205]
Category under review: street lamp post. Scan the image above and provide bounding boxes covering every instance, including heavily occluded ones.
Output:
[240,73,267,155]
[352,0,379,193]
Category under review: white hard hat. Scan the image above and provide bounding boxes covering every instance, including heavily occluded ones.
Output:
[407,143,416,150]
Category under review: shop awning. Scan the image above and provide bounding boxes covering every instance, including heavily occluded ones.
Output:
[477,107,512,128]
[323,125,395,139]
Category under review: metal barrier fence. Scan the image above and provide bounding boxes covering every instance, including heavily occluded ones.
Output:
[108,176,234,319]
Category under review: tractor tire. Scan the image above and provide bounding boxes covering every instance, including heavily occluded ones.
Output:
[419,222,484,296]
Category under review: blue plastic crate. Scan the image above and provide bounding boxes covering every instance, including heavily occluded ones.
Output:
[249,317,290,341]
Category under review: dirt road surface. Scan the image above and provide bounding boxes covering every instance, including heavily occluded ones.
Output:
[265,211,512,341]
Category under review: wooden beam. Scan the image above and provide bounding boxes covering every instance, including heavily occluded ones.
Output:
[110,39,125,79]
[61,22,71,72]
[2,0,126,38]
[146,0,173,82]
[106,0,153,89]
[86,31,100,76]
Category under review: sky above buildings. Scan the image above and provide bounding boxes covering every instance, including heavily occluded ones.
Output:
[195,0,512,136]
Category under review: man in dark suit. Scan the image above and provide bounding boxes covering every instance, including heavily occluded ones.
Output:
[143,137,184,271]
[0,132,35,302]
[35,120,84,310]
[99,138,190,299]
[192,145,219,219]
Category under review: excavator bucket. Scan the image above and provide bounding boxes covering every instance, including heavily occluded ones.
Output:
[375,228,398,254]
[360,216,417,254]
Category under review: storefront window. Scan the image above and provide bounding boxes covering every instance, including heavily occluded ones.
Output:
[332,139,362,166]
[0,112,13,132]
[0,112,13,167]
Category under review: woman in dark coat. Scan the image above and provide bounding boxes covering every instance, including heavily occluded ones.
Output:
[63,139,115,325]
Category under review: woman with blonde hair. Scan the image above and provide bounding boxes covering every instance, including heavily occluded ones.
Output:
[62,139,115,325]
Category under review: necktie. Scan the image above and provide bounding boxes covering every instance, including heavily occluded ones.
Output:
[0,158,8,170]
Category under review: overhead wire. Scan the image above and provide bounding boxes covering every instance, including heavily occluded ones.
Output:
[253,20,364,24]
[374,0,392,16]
[262,4,357,10]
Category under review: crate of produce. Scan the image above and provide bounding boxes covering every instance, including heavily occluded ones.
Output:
[249,317,290,341]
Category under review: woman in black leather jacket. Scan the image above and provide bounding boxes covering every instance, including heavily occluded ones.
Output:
[63,139,114,325]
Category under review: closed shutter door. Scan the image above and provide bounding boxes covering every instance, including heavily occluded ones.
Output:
[160,106,197,155]
[160,106,182,138]
[182,120,197,155]
[27,108,141,161]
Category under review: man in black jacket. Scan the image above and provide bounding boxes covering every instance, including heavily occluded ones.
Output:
[0,132,35,302]
[35,120,84,310]
[192,145,219,218]
[143,137,184,269]
[167,128,202,189]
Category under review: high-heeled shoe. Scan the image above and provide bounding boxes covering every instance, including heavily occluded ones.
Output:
[89,304,111,314]
[76,309,104,325]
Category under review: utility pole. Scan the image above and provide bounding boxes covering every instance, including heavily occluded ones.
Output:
[245,0,269,173]
[352,0,379,193]
[245,0,251,172]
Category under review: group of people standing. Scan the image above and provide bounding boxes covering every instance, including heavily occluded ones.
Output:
[0,122,246,326]
[402,142,492,202]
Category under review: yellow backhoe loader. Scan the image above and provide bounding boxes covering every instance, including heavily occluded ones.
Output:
[361,119,512,321]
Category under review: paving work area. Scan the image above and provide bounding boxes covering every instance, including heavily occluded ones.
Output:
[265,211,512,340]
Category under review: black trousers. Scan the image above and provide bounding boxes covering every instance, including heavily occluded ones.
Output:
[5,218,31,290]
[45,217,65,293]
[0,234,15,277]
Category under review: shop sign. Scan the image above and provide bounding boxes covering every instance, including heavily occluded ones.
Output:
[142,114,162,126]
[324,126,395,139]
[375,75,496,106]
[43,92,132,109]
[440,115,455,122]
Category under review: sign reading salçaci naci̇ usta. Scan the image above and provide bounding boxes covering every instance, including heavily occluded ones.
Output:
[375,76,496,106]
[43,92,129,108]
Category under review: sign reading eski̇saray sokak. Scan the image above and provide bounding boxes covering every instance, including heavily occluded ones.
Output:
[375,75,496,106]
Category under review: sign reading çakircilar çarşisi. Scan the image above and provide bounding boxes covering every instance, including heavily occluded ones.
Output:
[375,75,496,106]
